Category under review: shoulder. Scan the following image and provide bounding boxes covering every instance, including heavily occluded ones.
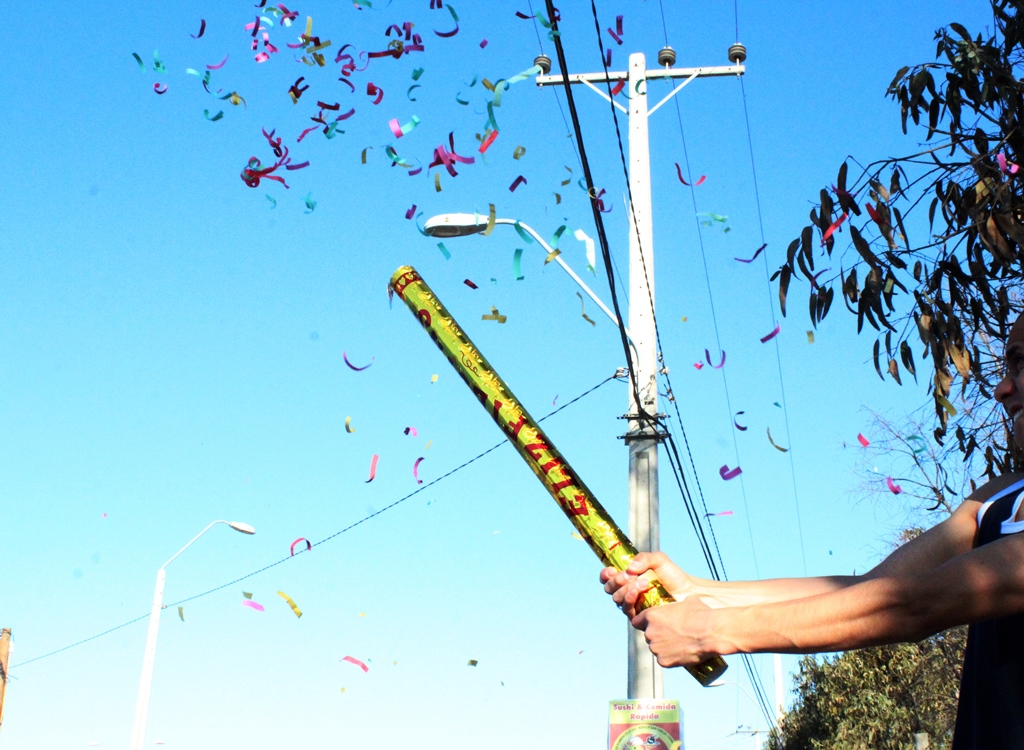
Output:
[965,473,1024,505]
[949,473,1024,529]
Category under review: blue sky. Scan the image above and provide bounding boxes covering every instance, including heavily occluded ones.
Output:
[0,1,996,748]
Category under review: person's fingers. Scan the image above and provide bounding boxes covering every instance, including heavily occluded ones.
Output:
[627,551,668,575]
[599,566,616,583]
[631,609,650,631]
[603,569,636,595]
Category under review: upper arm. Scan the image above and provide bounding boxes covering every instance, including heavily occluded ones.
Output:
[864,496,981,581]
[865,473,1024,581]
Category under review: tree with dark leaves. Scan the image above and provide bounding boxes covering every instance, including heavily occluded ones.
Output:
[777,0,1024,484]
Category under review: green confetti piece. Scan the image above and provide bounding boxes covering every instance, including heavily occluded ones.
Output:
[437,242,451,260]
[411,67,424,81]
[513,248,524,280]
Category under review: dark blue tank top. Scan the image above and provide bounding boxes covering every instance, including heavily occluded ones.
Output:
[952,478,1024,749]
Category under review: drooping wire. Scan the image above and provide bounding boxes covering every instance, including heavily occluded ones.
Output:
[656,0,670,46]
[671,90,761,577]
[12,374,618,669]
[739,74,809,576]
[525,0,547,54]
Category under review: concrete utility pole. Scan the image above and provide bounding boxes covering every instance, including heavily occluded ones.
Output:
[0,628,11,733]
[537,46,745,699]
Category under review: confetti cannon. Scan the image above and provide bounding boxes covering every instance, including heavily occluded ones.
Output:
[390,266,727,686]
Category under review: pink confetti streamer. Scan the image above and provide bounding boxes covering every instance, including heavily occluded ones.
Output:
[508,175,527,192]
[153,83,168,94]
[206,54,229,70]
[820,211,848,245]
[759,323,781,343]
[733,411,747,431]
[693,362,704,370]
[479,38,488,48]
[191,19,207,38]
[404,426,418,436]
[857,433,870,447]
[719,465,742,481]
[255,51,270,63]
[242,600,265,612]
[343,351,374,370]
[704,349,726,369]
[405,204,417,219]
[610,80,625,96]
[706,510,734,517]
[886,476,902,494]
[342,655,369,672]
[735,243,766,263]
[366,454,378,483]
[463,279,478,289]
[413,456,425,484]
[998,152,1019,175]
[290,537,311,556]
[366,82,384,105]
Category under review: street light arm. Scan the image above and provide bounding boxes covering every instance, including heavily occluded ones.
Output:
[160,519,229,570]
[506,220,631,339]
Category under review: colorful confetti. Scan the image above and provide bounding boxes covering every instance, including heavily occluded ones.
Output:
[278,590,302,618]
[366,454,379,483]
[719,465,742,481]
[343,351,374,370]
[290,538,311,556]
[342,655,369,672]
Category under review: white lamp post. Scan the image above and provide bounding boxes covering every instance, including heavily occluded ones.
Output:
[709,680,771,749]
[128,520,255,750]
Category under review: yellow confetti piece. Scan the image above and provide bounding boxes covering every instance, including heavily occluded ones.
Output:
[242,591,253,599]
[571,531,584,540]
[434,173,442,192]
[431,374,438,383]
[425,440,432,450]
[482,203,497,236]
[544,248,561,264]
[468,659,478,666]
[345,416,355,433]
[278,590,302,618]
[807,330,815,344]
[482,306,507,324]
[937,395,958,416]
[359,612,366,617]
[766,426,789,452]
[681,316,688,322]
[178,606,184,621]
[340,687,346,693]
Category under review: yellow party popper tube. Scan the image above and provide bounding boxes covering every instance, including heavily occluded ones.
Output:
[391,266,727,686]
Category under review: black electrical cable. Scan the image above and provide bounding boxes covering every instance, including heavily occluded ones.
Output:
[543,0,653,429]
[12,374,618,670]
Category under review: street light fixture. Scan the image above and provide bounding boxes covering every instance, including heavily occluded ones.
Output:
[710,680,773,749]
[423,213,628,337]
[128,520,255,750]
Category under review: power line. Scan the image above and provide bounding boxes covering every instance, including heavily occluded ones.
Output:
[12,374,618,670]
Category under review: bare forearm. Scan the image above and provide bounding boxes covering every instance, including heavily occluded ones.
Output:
[691,574,860,609]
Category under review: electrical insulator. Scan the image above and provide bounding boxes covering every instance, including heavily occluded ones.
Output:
[728,42,747,64]
[534,54,552,75]
[657,46,676,67]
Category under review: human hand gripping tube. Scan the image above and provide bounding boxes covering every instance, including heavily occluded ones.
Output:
[390,266,727,686]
